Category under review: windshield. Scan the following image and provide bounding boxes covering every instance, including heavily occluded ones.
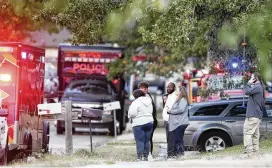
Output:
[207,75,244,91]
[65,83,110,95]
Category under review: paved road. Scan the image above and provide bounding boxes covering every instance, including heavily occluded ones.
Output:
[48,121,114,154]
[84,156,272,168]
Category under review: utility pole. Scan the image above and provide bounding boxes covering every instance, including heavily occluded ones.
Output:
[65,100,73,155]
[241,30,247,108]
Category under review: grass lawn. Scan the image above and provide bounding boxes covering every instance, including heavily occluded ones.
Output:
[181,135,272,161]
[10,135,272,167]
[10,141,161,167]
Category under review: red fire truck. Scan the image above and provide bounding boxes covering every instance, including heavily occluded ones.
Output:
[0,42,50,165]
[56,44,127,135]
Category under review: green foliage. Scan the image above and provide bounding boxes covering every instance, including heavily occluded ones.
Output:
[220,0,272,80]
[106,0,269,77]
[139,0,266,57]
[40,0,271,79]
[105,0,171,78]
[0,0,57,41]
[41,0,126,45]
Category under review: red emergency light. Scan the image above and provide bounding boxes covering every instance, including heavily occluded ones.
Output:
[64,57,115,63]
[214,62,224,73]
[63,51,121,59]
[132,55,147,62]
[183,71,191,80]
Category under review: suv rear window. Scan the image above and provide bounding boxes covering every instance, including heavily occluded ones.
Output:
[228,104,247,117]
[193,104,228,116]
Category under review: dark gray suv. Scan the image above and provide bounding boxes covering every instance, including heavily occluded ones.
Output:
[185,98,272,152]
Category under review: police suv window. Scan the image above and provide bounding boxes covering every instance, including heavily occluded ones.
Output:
[193,104,228,116]
[228,104,246,117]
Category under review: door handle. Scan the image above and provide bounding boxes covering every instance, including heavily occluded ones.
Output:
[225,120,236,123]
[268,121,272,123]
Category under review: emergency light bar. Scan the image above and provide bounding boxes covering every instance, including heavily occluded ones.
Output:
[64,57,116,63]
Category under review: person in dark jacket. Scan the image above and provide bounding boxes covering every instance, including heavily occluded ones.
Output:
[138,81,157,157]
[243,72,266,157]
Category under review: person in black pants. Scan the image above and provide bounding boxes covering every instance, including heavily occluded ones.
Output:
[138,81,158,155]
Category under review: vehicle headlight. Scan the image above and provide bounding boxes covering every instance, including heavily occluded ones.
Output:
[103,111,112,115]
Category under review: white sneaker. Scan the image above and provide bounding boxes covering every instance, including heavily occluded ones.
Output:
[148,152,154,161]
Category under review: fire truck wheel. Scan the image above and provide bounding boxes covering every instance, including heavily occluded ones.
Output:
[42,121,50,153]
[0,134,8,165]
[23,132,32,156]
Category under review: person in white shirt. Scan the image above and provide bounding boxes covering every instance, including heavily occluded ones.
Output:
[162,82,177,142]
[128,89,154,161]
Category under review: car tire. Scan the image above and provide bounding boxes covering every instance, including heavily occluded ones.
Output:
[199,131,231,152]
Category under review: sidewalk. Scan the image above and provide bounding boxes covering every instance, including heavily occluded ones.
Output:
[92,130,272,167]
[114,128,167,143]
[85,155,272,168]
[110,128,198,161]
[98,129,272,167]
